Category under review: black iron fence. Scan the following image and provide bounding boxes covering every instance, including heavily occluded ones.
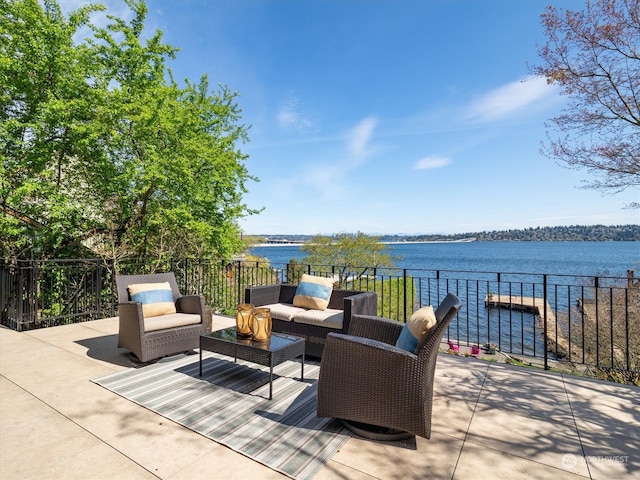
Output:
[1,258,638,382]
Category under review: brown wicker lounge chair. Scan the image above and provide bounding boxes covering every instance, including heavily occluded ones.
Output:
[116,273,206,362]
[317,292,462,439]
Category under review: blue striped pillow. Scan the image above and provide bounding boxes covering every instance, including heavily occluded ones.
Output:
[128,282,176,317]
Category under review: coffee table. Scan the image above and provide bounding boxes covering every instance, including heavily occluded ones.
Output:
[199,327,305,400]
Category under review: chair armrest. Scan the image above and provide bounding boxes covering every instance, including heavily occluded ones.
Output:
[176,295,205,318]
[325,332,416,363]
[245,285,282,306]
[118,301,145,342]
[348,314,404,345]
[341,291,378,333]
[118,301,143,321]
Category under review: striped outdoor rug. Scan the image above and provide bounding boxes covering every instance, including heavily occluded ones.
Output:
[92,352,350,480]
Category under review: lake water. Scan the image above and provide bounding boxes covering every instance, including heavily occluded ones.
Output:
[250,241,639,278]
[250,241,639,357]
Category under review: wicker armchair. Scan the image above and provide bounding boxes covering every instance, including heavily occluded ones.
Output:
[317,292,462,439]
[116,273,206,362]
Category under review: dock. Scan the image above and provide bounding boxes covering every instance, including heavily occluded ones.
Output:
[484,294,570,357]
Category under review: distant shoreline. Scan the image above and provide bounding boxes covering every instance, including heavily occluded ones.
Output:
[249,238,639,247]
[244,225,639,243]
[252,238,478,247]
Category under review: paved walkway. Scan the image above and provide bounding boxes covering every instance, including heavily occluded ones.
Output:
[1,316,638,480]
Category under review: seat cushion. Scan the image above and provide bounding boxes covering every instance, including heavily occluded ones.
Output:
[293,274,334,310]
[143,313,201,332]
[261,303,306,322]
[128,282,176,317]
[395,305,437,353]
[292,308,344,330]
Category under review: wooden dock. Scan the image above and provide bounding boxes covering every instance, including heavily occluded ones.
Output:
[484,294,569,357]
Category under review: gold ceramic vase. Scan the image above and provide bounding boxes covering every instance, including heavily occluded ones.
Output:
[235,303,254,337]
[251,307,272,342]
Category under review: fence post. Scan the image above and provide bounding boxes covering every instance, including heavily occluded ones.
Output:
[236,260,242,304]
[403,269,407,322]
[543,274,548,370]
[31,260,39,330]
[16,267,24,332]
[594,276,600,367]
[96,259,102,319]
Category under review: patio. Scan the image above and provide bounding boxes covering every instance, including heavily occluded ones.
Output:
[1,316,638,480]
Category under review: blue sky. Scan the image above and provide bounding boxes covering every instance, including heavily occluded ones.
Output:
[66,0,639,235]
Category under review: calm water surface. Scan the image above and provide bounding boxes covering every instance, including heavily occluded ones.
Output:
[250,241,639,278]
[251,241,639,355]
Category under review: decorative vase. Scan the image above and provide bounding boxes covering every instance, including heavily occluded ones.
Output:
[235,303,254,338]
[251,307,272,342]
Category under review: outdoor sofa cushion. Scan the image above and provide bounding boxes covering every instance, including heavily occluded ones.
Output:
[143,313,202,332]
[290,308,344,329]
[263,303,306,321]
[261,302,345,330]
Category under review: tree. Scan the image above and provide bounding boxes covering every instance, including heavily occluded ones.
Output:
[1,0,256,261]
[534,0,640,203]
[1,0,106,258]
[300,233,395,285]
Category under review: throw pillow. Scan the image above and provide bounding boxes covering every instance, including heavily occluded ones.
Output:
[127,282,176,317]
[395,305,437,353]
[293,274,334,310]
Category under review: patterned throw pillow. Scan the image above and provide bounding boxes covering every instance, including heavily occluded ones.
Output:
[293,274,334,310]
[127,282,176,317]
[395,305,437,353]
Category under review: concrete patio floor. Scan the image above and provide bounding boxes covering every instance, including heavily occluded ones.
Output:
[1,316,638,480]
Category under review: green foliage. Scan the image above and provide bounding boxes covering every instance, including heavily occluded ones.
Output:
[1,0,255,261]
[348,275,417,321]
[300,232,396,284]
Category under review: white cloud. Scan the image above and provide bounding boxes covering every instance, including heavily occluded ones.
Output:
[466,75,558,122]
[277,108,297,127]
[277,96,315,132]
[347,116,377,161]
[414,156,452,170]
[293,117,379,201]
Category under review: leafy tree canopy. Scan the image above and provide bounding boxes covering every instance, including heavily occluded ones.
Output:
[300,232,396,283]
[534,0,639,204]
[1,0,257,261]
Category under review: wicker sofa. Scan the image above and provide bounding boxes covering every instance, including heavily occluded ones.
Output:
[245,284,378,357]
[116,273,206,363]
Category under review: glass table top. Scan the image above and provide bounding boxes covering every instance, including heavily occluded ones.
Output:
[204,327,303,351]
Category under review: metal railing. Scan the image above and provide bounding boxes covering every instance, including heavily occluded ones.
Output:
[1,258,637,382]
